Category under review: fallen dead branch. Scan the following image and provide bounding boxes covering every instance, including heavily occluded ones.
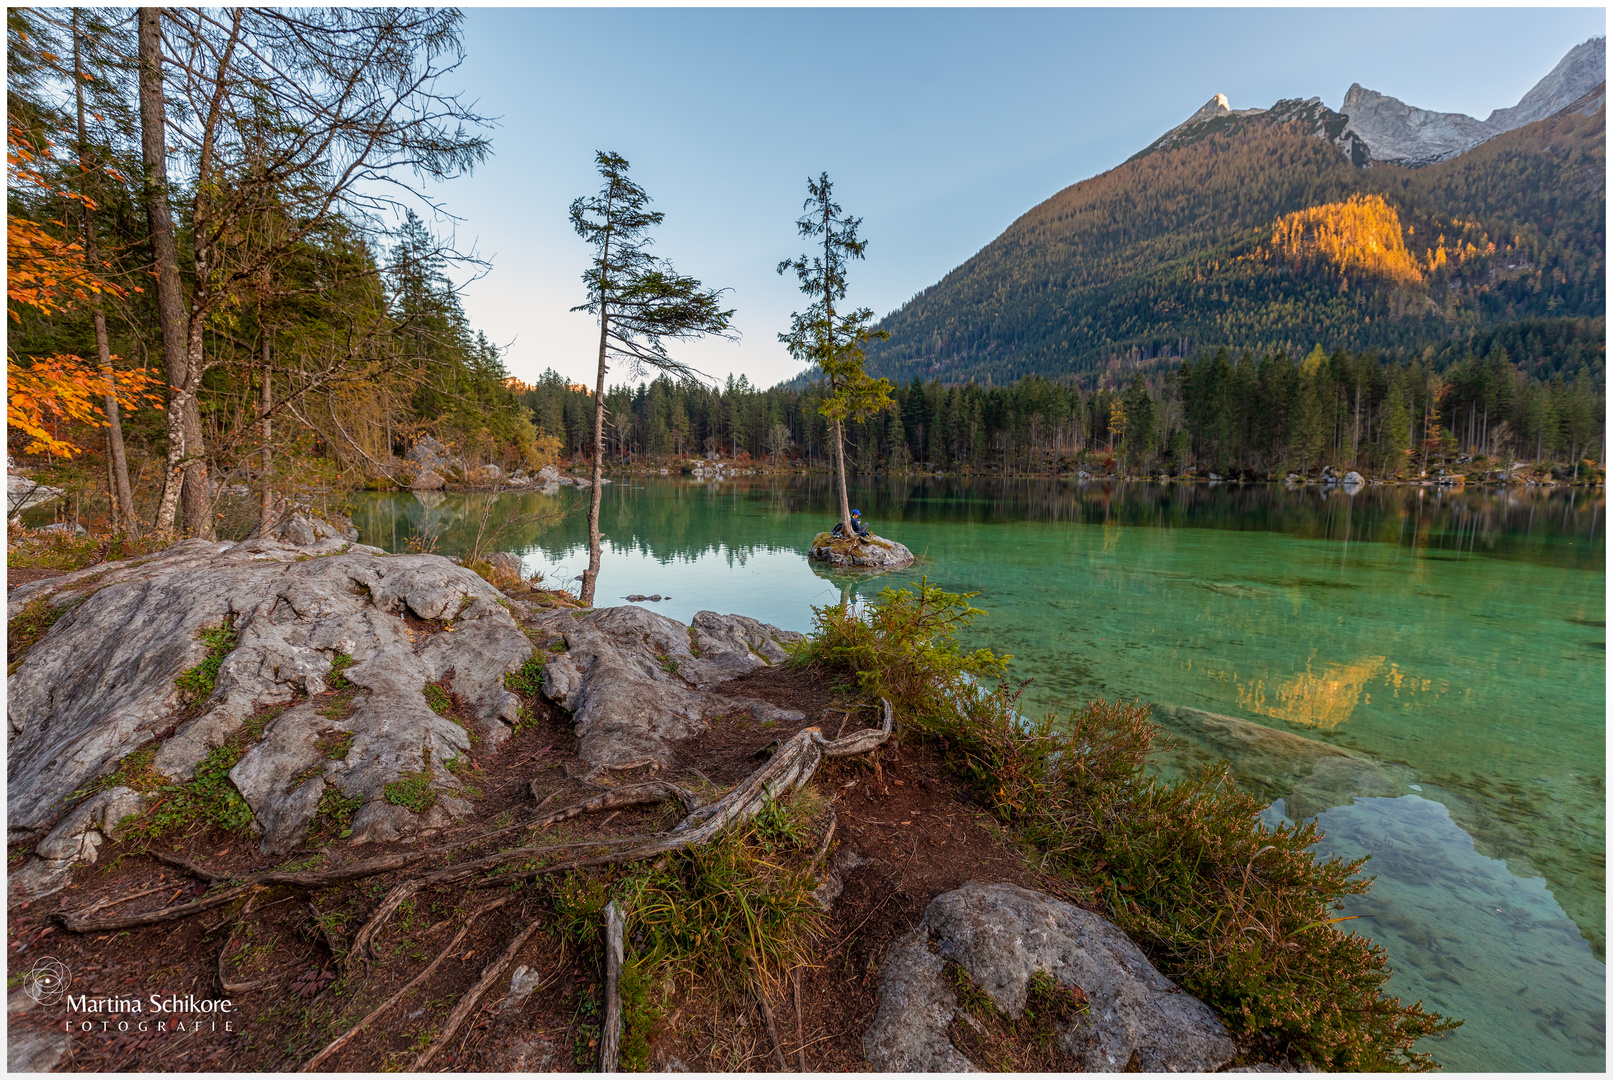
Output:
[600,900,625,1073]
[299,896,511,1072]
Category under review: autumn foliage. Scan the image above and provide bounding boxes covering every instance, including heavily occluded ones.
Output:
[7,124,159,458]
[1266,194,1424,288]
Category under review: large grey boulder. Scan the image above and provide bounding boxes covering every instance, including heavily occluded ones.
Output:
[405,434,460,474]
[534,605,806,774]
[8,529,533,897]
[410,468,446,491]
[807,531,916,570]
[865,882,1236,1072]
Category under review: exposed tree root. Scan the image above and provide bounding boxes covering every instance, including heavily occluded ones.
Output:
[353,701,891,955]
[752,956,788,1071]
[299,896,511,1072]
[793,964,807,1071]
[809,809,838,873]
[56,851,427,932]
[408,912,545,1071]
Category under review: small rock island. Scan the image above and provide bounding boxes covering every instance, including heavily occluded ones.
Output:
[807,531,916,570]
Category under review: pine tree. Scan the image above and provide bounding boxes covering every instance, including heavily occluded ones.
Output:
[570,151,734,604]
[777,173,893,537]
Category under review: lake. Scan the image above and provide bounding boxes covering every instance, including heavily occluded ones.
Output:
[350,475,1605,1072]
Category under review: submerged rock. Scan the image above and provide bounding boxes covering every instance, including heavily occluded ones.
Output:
[865,881,1236,1072]
[531,605,806,774]
[807,531,915,570]
[1150,704,1416,819]
[7,524,532,898]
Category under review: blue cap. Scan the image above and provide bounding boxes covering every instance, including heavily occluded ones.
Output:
[852,508,860,514]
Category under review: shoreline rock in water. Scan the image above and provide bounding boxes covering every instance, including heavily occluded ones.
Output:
[807,531,915,570]
[866,881,1236,1072]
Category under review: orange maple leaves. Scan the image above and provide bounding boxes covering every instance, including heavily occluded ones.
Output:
[8,356,160,458]
[7,124,160,458]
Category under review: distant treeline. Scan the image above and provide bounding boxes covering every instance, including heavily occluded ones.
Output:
[519,330,1604,478]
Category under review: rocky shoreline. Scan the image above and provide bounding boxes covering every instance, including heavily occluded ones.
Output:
[5,519,1300,1073]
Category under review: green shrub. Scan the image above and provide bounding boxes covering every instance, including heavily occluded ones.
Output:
[802,583,1458,1071]
[504,653,546,697]
[384,768,437,814]
[790,578,1008,725]
[175,623,239,701]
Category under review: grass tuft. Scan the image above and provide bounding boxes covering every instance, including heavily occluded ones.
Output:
[384,767,437,815]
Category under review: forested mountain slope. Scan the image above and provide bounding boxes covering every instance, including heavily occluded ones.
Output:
[863,95,1604,388]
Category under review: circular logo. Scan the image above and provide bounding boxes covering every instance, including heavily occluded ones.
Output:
[23,957,71,1005]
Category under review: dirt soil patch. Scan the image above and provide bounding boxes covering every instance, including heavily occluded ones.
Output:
[6,611,1052,1073]
[6,567,67,588]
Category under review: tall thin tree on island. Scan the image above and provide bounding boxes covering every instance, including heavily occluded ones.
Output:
[777,173,892,539]
[570,151,735,606]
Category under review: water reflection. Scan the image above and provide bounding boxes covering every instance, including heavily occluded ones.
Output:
[349,476,1603,572]
[1239,654,1386,731]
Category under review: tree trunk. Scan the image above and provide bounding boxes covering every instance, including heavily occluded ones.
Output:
[260,342,274,532]
[139,8,211,537]
[832,418,853,532]
[580,309,610,607]
[75,13,140,538]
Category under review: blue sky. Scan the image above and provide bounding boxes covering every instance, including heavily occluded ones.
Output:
[420,7,1605,389]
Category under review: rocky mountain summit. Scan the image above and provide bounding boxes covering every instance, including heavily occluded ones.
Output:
[1139,36,1604,167]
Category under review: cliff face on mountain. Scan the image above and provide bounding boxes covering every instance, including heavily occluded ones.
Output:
[1340,36,1605,166]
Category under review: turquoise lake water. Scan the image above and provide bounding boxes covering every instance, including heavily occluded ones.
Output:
[350,476,1605,1071]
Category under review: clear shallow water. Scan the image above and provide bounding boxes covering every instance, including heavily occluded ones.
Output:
[351,477,1605,1071]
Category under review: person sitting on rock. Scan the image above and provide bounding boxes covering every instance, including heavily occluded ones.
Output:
[831,509,872,541]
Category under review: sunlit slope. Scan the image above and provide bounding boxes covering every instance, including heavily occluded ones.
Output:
[865,102,1604,385]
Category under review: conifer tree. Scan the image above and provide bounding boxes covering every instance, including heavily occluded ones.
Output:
[570,151,734,605]
[777,173,893,538]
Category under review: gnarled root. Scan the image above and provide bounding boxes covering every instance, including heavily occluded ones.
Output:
[600,900,625,1073]
[300,895,511,1072]
[409,913,546,1071]
[57,852,427,933]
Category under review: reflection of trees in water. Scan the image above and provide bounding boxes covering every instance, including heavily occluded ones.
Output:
[349,479,1602,570]
[349,491,579,558]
